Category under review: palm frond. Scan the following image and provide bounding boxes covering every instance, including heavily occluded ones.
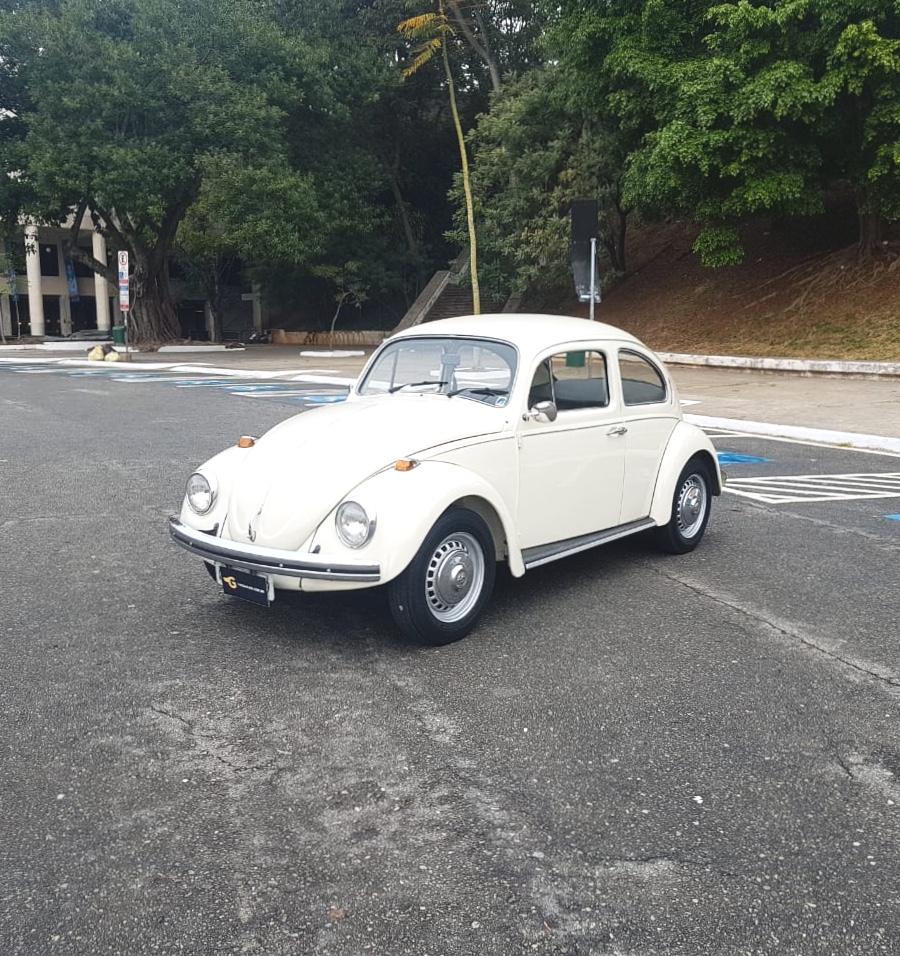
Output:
[397,13,438,38]
[401,38,443,77]
[397,12,451,40]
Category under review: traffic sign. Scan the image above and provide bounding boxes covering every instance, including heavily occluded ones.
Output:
[118,250,130,311]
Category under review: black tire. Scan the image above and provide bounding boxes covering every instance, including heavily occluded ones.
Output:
[654,458,713,554]
[387,507,496,645]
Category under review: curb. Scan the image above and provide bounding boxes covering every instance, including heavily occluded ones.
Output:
[686,414,900,456]
[660,353,900,378]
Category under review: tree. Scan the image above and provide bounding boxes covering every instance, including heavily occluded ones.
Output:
[399,2,482,313]
[0,0,326,341]
[619,0,900,263]
[442,0,548,93]
[526,0,668,279]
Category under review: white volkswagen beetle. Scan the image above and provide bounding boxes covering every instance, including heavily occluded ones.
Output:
[169,314,722,644]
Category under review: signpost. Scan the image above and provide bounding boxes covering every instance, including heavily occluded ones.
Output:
[570,200,601,320]
[118,251,129,355]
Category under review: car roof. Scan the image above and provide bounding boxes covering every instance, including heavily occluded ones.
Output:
[388,313,646,354]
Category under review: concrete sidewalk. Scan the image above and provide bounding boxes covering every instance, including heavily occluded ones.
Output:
[2,341,899,455]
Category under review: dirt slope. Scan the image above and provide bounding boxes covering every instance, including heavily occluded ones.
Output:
[558,210,900,362]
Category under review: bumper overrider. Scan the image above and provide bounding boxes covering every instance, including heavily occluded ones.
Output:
[168,517,381,583]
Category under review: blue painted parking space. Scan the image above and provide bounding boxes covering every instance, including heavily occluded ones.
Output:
[717,452,772,465]
[0,362,348,406]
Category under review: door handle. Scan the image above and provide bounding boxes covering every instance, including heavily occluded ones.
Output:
[607,426,628,436]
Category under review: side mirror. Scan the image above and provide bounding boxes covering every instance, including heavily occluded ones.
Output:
[530,400,558,423]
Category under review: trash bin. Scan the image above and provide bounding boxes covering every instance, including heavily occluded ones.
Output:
[112,325,126,344]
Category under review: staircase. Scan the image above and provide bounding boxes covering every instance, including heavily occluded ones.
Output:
[425,284,506,322]
[393,251,516,333]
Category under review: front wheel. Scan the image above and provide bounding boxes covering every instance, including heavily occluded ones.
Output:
[654,458,713,554]
[387,507,496,645]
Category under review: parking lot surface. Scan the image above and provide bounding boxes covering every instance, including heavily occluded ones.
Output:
[1,356,898,955]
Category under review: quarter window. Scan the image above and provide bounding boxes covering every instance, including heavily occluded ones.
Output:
[619,351,667,405]
[529,350,609,410]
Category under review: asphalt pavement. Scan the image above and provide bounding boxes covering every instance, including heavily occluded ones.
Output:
[3,339,900,454]
[2,348,899,956]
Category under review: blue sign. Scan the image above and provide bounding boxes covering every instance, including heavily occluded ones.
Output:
[66,261,80,302]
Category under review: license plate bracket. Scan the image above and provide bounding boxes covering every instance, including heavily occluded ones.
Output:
[221,567,271,607]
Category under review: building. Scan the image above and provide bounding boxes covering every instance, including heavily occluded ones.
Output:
[1,217,261,341]
[1,222,117,338]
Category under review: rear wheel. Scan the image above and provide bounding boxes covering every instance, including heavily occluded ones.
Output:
[387,507,496,645]
[654,458,712,554]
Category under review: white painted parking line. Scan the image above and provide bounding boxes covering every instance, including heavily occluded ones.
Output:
[687,414,900,456]
[724,473,900,503]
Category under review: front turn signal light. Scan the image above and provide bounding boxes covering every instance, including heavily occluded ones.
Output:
[394,459,418,472]
[237,435,257,448]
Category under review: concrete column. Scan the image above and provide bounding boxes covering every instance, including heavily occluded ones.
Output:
[204,302,216,342]
[252,282,263,332]
[1,295,10,337]
[24,223,45,336]
[92,232,111,330]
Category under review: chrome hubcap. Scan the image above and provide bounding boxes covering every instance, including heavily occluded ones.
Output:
[676,474,708,538]
[425,532,485,622]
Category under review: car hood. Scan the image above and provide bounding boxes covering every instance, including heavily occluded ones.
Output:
[224,396,507,549]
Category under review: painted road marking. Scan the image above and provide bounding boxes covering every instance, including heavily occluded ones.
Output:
[884,514,900,522]
[724,472,900,503]
[0,364,348,404]
[717,452,772,465]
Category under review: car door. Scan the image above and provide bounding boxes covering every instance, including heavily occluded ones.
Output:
[616,348,680,523]
[516,348,626,549]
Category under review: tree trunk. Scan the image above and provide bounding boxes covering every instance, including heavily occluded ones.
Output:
[446,2,502,94]
[857,210,883,260]
[384,144,427,291]
[130,263,182,343]
[442,39,480,314]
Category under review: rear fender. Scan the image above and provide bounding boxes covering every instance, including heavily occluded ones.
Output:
[649,422,722,527]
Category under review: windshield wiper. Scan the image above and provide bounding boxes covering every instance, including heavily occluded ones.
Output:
[388,380,449,394]
[447,386,508,398]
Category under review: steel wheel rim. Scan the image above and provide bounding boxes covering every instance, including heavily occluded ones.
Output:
[676,473,708,539]
[424,532,485,623]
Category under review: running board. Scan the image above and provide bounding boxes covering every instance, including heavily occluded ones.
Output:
[522,518,657,570]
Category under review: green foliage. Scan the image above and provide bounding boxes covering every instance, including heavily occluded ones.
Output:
[5,0,900,335]
[449,69,581,299]
[692,226,744,266]
[622,0,900,258]
[0,0,328,337]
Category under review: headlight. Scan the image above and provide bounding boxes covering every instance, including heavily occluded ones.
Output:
[335,501,375,549]
[186,471,217,515]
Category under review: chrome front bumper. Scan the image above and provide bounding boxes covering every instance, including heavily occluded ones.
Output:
[168,517,381,583]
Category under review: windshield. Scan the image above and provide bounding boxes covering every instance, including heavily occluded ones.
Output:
[357,336,518,406]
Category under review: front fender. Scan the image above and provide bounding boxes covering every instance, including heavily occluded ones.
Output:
[649,421,722,527]
[177,444,253,531]
[307,460,523,588]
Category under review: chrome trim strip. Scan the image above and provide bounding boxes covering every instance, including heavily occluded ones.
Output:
[522,518,657,570]
[168,517,381,582]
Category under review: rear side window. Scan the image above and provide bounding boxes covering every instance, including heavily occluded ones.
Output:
[619,351,667,405]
